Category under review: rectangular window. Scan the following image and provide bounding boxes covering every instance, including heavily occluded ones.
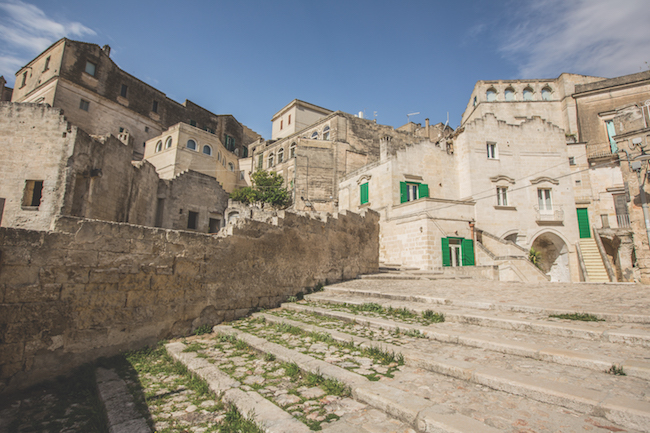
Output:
[280,120,283,130]
[487,142,497,159]
[20,72,27,88]
[85,61,96,76]
[360,182,369,205]
[258,154,263,169]
[190,120,197,127]
[568,156,576,166]
[225,135,236,151]
[496,187,508,206]
[209,218,220,233]
[288,114,291,125]
[22,180,44,208]
[442,237,474,267]
[400,181,429,203]
[537,188,552,212]
[606,120,618,153]
[120,84,128,97]
[79,99,90,111]
[119,127,124,133]
[43,56,50,71]
[152,100,158,113]
[188,211,199,230]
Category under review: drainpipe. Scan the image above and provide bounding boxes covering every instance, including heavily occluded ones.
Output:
[621,149,650,249]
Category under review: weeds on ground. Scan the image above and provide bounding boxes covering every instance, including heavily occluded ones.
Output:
[403,329,427,339]
[194,324,214,336]
[607,364,626,376]
[422,310,445,323]
[549,313,604,322]
[219,405,264,433]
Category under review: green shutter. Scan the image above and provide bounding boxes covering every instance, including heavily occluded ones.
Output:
[419,183,429,199]
[606,121,618,153]
[576,208,591,238]
[441,237,450,267]
[461,239,475,266]
[360,182,369,204]
[400,182,408,203]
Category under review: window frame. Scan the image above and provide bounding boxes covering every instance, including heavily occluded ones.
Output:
[360,182,369,205]
[487,142,497,159]
[187,211,199,230]
[278,147,284,163]
[120,84,128,98]
[311,131,318,139]
[85,61,96,76]
[523,87,534,101]
[22,180,44,208]
[268,152,274,168]
[496,187,508,206]
[504,87,515,101]
[541,86,552,101]
[202,145,212,156]
[155,140,163,152]
[537,188,553,212]
[186,139,197,151]
[165,137,173,148]
[486,88,497,102]
[323,125,330,140]
[290,142,297,158]
[79,99,90,111]
[152,100,159,113]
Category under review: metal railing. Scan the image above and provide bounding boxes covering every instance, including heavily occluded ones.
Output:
[534,205,564,222]
[616,214,631,228]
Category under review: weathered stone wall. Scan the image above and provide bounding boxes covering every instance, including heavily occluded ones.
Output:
[0,209,379,394]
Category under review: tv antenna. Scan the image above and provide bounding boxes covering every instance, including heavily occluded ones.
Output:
[407,112,420,124]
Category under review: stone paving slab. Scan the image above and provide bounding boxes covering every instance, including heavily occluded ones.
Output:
[96,367,151,433]
[327,278,650,318]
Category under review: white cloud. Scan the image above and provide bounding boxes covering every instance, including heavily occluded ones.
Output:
[0,0,95,84]
[500,0,650,78]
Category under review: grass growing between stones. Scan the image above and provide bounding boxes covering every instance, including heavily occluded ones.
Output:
[607,364,627,376]
[301,301,445,327]
[0,364,108,433]
[549,313,604,322]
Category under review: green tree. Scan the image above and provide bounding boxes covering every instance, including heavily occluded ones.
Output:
[230,170,291,208]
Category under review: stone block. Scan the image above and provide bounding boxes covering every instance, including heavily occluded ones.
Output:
[0,343,24,365]
[4,284,61,303]
[0,265,39,286]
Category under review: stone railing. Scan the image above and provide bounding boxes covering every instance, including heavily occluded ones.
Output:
[534,205,564,223]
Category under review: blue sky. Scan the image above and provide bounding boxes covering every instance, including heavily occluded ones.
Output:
[1,0,649,138]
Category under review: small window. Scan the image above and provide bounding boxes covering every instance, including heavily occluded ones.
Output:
[119,127,124,133]
[187,139,197,151]
[278,147,284,163]
[258,154,263,169]
[541,86,552,101]
[505,87,515,101]
[152,100,159,113]
[22,180,44,208]
[145,126,149,132]
[472,96,477,106]
[79,99,90,111]
[188,211,199,230]
[155,140,163,152]
[486,88,497,102]
[217,151,222,162]
[202,145,212,155]
[487,142,497,159]
[311,131,318,139]
[224,135,236,151]
[43,56,50,71]
[290,142,296,158]
[240,171,245,180]
[120,84,128,98]
[165,137,173,148]
[85,61,96,76]
[606,120,618,153]
[360,182,369,205]
[523,87,533,101]
[228,162,234,172]
[268,153,274,168]
[569,157,576,166]
[280,120,283,130]
[20,72,27,88]
[497,187,508,206]
[209,218,220,233]
[190,120,197,127]
[288,114,291,125]
[323,125,330,140]
[400,181,429,203]
[538,188,552,211]
[243,147,248,158]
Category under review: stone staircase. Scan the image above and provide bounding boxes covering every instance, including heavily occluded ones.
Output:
[579,238,610,282]
[166,275,650,433]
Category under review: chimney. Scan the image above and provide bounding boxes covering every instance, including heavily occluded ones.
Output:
[102,45,111,57]
[380,136,391,162]
[425,118,430,140]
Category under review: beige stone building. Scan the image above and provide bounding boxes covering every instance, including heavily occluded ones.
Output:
[0,76,12,101]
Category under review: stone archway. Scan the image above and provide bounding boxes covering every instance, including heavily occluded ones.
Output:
[531,231,570,282]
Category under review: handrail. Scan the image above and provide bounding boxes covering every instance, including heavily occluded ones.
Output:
[593,227,615,282]
[575,242,589,282]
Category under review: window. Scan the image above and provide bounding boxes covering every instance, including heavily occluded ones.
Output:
[268,153,274,168]
[187,139,197,151]
[569,157,576,166]
[442,237,474,267]
[400,181,428,203]
[288,114,291,125]
[202,145,212,155]
[188,211,199,230]
[278,147,284,163]
[280,120,283,130]
[487,142,497,159]
[85,61,96,76]
[209,218,220,233]
[505,87,515,101]
[523,87,533,101]
[496,187,508,206]
[258,154,263,169]
[228,162,234,172]
[240,171,245,180]
[290,142,296,158]
[155,141,163,152]
[323,125,330,140]
[360,182,369,205]
[79,99,90,111]
[224,135,236,151]
[243,147,248,158]
[538,189,552,212]
[486,88,497,102]
[22,180,44,208]
[606,120,618,153]
[120,84,128,98]
[541,86,552,101]
[165,137,173,148]
[43,56,50,71]
[145,126,149,132]
[152,100,159,113]
[311,131,318,139]
[472,96,477,106]
[119,127,124,133]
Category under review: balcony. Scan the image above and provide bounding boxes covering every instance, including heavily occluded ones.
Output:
[616,214,631,228]
[534,205,564,225]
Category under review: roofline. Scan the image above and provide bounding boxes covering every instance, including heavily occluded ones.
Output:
[15,38,67,75]
[271,99,333,121]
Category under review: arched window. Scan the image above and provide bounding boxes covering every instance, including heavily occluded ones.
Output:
[505,87,515,101]
[217,151,221,162]
[202,145,212,155]
[290,142,297,158]
[523,87,533,101]
[278,147,284,163]
[228,162,234,172]
[187,139,197,150]
[155,140,163,152]
[541,86,552,101]
[311,131,318,139]
[473,96,477,106]
[486,88,497,102]
[323,125,330,140]
[268,153,274,168]
[165,137,173,148]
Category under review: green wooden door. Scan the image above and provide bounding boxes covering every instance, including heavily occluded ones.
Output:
[576,208,591,238]
[461,239,475,266]
[441,237,450,267]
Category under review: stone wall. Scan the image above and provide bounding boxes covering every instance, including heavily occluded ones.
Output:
[0,209,379,394]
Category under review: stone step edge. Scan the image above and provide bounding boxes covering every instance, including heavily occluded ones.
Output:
[166,342,311,433]
[282,302,650,381]
[255,313,650,433]
[96,367,151,433]
[215,325,502,433]
[317,286,650,324]
[306,293,650,348]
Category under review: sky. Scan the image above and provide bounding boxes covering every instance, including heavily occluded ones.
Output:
[1,0,649,138]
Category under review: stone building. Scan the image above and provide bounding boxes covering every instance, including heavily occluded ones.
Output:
[10,38,259,160]
[0,76,13,101]
[0,102,228,233]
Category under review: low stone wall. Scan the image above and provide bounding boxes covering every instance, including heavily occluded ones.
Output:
[0,210,379,394]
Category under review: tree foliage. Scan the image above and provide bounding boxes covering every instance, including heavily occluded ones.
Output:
[230,170,291,208]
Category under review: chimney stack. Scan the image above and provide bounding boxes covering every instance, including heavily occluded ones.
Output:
[102,45,111,57]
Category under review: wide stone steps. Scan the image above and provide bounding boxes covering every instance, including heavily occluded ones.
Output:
[580,238,610,282]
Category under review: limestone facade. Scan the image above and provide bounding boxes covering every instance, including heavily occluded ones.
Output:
[0,76,12,101]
